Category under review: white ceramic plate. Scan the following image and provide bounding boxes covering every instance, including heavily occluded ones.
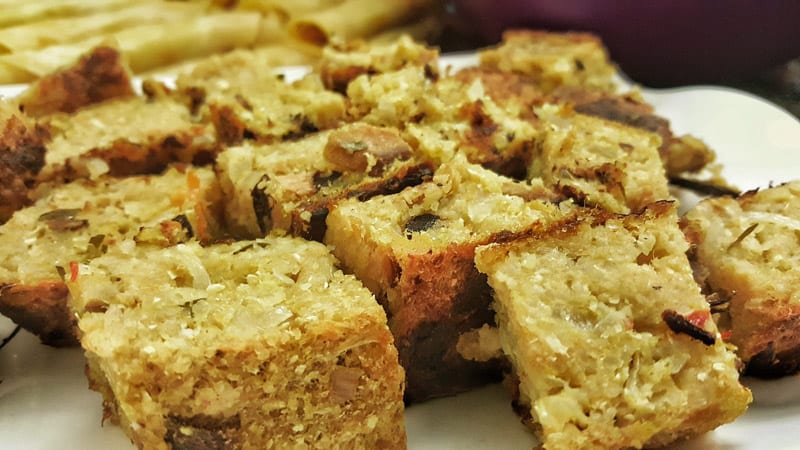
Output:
[2,55,800,450]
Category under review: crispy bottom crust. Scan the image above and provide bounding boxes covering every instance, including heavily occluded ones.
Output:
[0,281,77,346]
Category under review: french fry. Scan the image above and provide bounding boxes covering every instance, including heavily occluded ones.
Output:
[289,0,434,46]
[0,2,205,53]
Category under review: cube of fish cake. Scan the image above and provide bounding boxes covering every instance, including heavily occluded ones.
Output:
[479,30,617,93]
[217,124,434,240]
[531,107,671,213]
[41,97,217,182]
[0,166,222,346]
[325,155,571,402]
[318,35,439,93]
[553,87,718,176]
[475,202,750,450]
[346,65,542,179]
[682,181,800,376]
[67,237,405,450]
[175,58,346,146]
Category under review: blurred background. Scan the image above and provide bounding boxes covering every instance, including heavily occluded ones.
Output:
[0,0,797,116]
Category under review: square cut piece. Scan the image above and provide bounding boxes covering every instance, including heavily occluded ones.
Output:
[67,236,406,450]
[531,108,671,213]
[217,124,434,240]
[0,166,222,346]
[475,202,750,449]
[175,56,346,146]
[479,30,617,93]
[325,156,570,402]
[682,181,800,376]
[344,64,541,180]
[41,96,217,182]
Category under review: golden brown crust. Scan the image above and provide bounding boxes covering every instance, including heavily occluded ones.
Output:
[479,29,616,93]
[286,161,435,241]
[0,111,47,223]
[452,67,546,116]
[18,46,135,118]
[0,281,77,347]
[476,200,750,449]
[39,97,219,183]
[389,241,506,402]
[71,237,406,449]
[738,301,800,377]
[682,182,800,377]
[554,87,716,175]
[457,100,534,179]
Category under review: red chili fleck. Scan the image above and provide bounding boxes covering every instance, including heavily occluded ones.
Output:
[69,261,79,282]
[686,310,710,328]
[721,330,733,341]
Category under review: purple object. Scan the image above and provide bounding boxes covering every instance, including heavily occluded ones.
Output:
[451,0,800,86]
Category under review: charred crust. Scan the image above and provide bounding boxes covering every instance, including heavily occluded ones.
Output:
[662,309,716,346]
[171,214,195,238]
[210,105,245,145]
[165,414,241,450]
[454,68,546,114]
[347,163,434,202]
[385,244,507,402]
[456,99,534,179]
[141,79,173,100]
[251,174,273,234]
[557,162,628,207]
[18,46,135,117]
[282,115,320,141]
[744,342,800,378]
[184,86,207,114]
[573,97,669,137]
[312,171,342,189]
[301,206,330,242]
[397,266,503,403]
[404,213,439,237]
[0,281,78,347]
[462,101,498,138]
[87,140,174,177]
[0,114,47,222]
[669,176,741,197]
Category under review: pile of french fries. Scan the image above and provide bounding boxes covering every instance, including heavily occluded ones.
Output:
[0,0,439,84]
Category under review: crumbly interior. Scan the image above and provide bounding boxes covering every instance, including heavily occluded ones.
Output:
[479,30,617,93]
[71,237,405,450]
[216,132,335,238]
[326,155,570,311]
[532,107,670,213]
[475,203,751,449]
[682,181,800,371]
[0,166,221,284]
[43,97,214,178]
